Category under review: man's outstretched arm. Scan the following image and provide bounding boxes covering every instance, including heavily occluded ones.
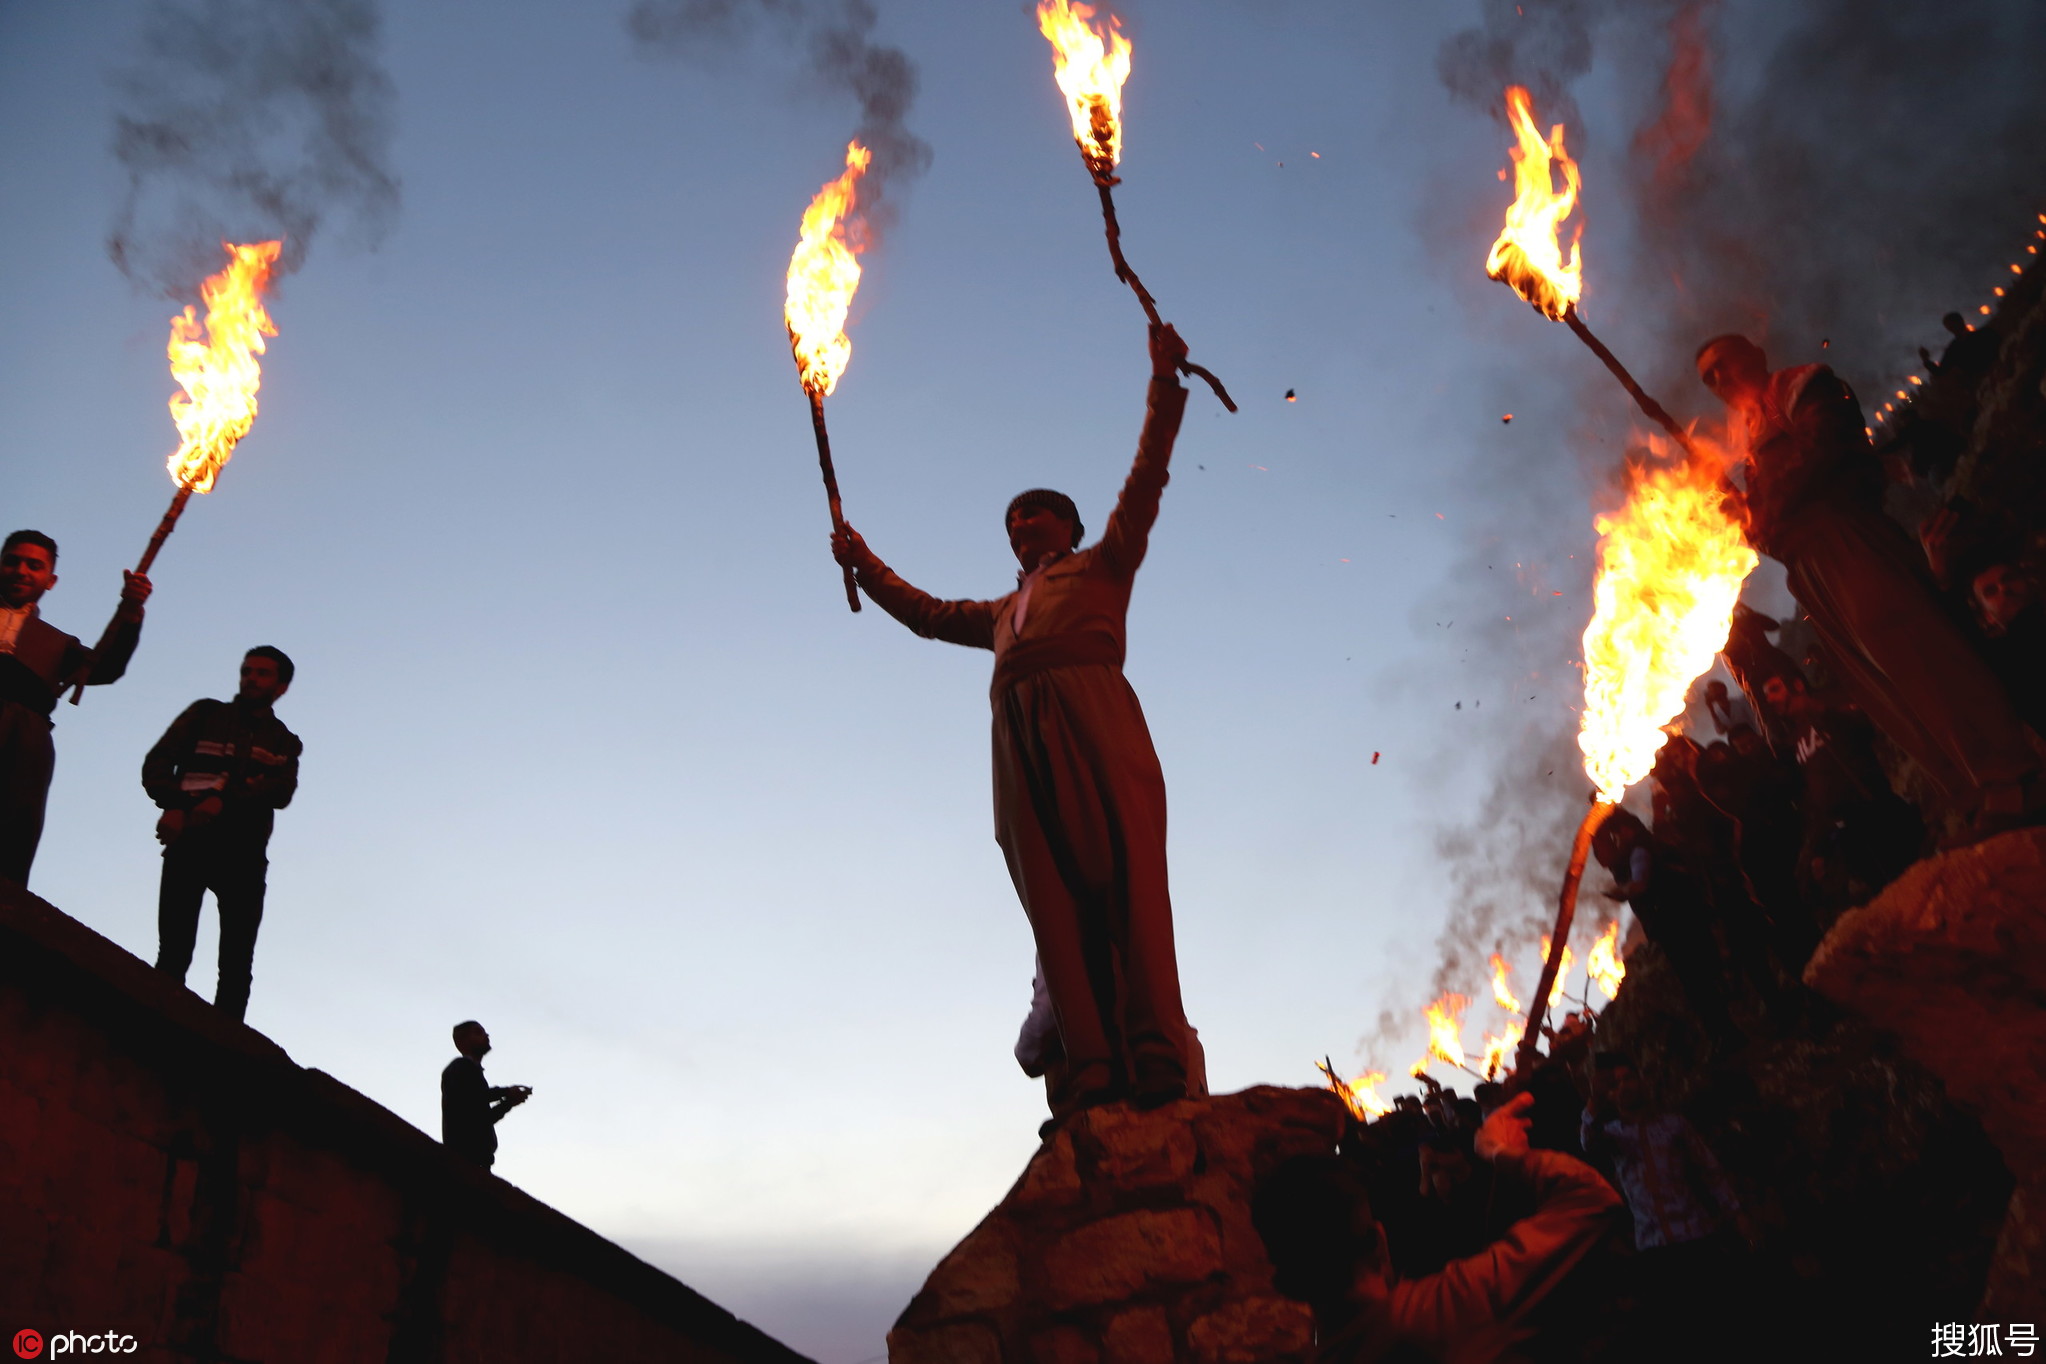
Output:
[832,527,997,650]
[1095,325,1192,581]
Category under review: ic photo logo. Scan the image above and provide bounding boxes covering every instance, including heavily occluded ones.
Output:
[11,1332,140,1358]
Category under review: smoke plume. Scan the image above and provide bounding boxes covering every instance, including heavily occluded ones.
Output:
[627,0,932,238]
[107,0,400,298]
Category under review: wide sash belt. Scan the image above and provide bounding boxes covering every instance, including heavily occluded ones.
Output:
[990,631,1124,698]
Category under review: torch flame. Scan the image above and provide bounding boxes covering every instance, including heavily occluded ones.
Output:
[1488,952,1522,1013]
[1480,1020,1525,1080]
[1334,1070,1392,1121]
[1037,0,1132,181]
[1578,432,1759,800]
[166,241,282,495]
[1587,919,1626,1002]
[1423,993,1469,1071]
[1540,935,1576,1009]
[1485,86,1583,321]
[785,141,873,398]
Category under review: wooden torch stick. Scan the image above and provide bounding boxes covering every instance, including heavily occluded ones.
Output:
[1090,175,1238,413]
[1515,799,1616,1075]
[1561,307,1697,460]
[807,390,862,614]
[67,482,195,705]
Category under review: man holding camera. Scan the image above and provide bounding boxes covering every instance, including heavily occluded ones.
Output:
[441,1020,532,1169]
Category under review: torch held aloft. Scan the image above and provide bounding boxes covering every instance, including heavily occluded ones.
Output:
[67,483,195,705]
[808,391,862,614]
[1515,799,1616,1075]
[1562,308,1697,461]
[1089,175,1237,413]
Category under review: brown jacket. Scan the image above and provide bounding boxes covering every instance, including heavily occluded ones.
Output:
[0,606,143,717]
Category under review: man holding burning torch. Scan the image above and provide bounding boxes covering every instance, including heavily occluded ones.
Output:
[144,647,301,1022]
[1697,335,2041,837]
[832,323,1196,1121]
[0,530,150,887]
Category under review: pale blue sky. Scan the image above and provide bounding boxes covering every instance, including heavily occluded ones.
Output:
[4,1,2016,1358]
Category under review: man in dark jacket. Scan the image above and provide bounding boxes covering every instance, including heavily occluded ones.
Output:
[143,647,302,1021]
[0,529,150,885]
[441,1021,531,1169]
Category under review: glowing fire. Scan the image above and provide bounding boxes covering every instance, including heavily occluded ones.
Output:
[1587,919,1626,1002]
[1578,432,1759,799]
[785,141,873,398]
[1423,993,1469,1071]
[166,241,282,495]
[1485,86,1582,321]
[1037,0,1131,180]
[1333,1070,1392,1121]
[1480,1020,1525,1080]
[1488,953,1521,1013]
[1540,936,1576,1009]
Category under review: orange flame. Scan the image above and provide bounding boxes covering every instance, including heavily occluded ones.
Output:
[1485,86,1582,321]
[1578,433,1758,799]
[1423,993,1469,1071]
[785,141,873,398]
[1037,0,1131,180]
[1480,1020,1525,1080]
[1540,935,1576,1009]
[166,241,282,494]
[1587,919,1626,1003]
[1488,952,1522,1013]
[1332,1069,1392,1121]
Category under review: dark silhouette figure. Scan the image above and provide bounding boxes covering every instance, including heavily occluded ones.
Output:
[1919,312,1999,386]
[0,530,150,885]
[1698,335,2038,836]
[441,1020,530,1169]
[831,324,1198,1120]
[1592,808,1741,1049]
[145,647,302,1022]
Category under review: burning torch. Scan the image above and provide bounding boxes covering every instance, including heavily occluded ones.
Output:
[70,240,282,704]
[1037,0,1236,412]
[1480,87,1759,1069]
[786,142,870,614]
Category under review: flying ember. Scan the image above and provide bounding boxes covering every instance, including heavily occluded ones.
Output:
[785,141,873,398]
[1577,432,1758,800]
[1037,0,1132,182]
[166,240,282,495]
[1485,86,1582,321]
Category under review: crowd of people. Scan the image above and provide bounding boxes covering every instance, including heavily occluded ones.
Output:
[1251,310,2043,1361]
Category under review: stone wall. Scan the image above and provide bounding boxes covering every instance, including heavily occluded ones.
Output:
[887,1087,1344,1364]
[0,882,811,1364]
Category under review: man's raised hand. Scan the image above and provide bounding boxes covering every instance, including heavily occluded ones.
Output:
[1475,1091,1535,1165]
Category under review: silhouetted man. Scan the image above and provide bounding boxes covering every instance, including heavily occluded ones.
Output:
[0,530,150,885]
[1698,336,2038,836]
[144,647,301,1021]
[441,1021,531,1169]
[831,324,1198,1121]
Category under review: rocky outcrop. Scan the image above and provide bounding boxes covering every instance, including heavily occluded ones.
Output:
[887,1087,1344,1364]
[1805,827,2046,1318]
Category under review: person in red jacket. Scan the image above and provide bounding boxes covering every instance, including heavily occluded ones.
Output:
[143,647,302,1022]
[0,529,150,886]
[832,324,1197,1120]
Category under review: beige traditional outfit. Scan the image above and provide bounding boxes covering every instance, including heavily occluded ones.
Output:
[855,376,1193,1101]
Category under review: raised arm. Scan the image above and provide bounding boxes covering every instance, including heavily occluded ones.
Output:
[1095,325,1191,580]
[832,526,997,650]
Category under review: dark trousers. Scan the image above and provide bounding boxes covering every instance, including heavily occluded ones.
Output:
[0,700,55,886]
[155,839,268,1021]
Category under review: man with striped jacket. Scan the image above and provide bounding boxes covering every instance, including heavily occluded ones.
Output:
[143,647,302,1022]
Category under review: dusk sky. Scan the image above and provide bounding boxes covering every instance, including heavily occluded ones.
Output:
[4,2,2033,1358]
